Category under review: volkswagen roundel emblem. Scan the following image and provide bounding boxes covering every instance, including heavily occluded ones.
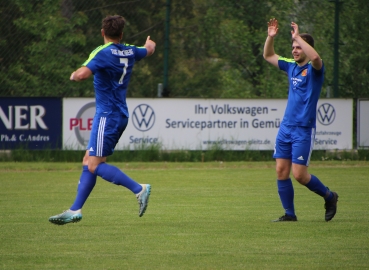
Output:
[317,103,336,126]
[132,104,155,131]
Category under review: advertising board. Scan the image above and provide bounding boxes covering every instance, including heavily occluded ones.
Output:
[63,98,352,151]
[357,99,369,148]
[0,98,62,149]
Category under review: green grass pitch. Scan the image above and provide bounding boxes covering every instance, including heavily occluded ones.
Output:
[0,161,368,269]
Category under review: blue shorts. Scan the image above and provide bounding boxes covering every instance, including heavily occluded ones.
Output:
[87,113,128,157]
[273,123,316,166]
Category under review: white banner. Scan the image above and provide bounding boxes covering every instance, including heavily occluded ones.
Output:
[63,98,353,150]
[357,99,369,148]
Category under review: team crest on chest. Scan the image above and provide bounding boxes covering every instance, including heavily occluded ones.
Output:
[301,69,308,76]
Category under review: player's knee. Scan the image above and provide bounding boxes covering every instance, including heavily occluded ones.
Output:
[276,167,289,179]
[82,151,89,166]
[293,172,309,185]
[87,164,97,174]
[293,172,303,182]
[82,157,89,166]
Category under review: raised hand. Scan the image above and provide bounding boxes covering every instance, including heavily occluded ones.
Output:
[267,18,279,37]
[291,22,299,40]
[145,36,156,49]
[144,36,156,56]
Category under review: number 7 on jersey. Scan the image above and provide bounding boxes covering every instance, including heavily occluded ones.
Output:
[119,58,128,84]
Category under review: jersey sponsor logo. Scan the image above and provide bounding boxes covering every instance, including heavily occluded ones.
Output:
[317,103,336,126]
[301,69,308,76]
[291,77,302,87]
[132,104,155,132]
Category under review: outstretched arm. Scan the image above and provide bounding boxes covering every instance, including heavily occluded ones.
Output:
[263,18,280,68]
[70,66,92,81]
[144,36,156,57]
[291,22,322,70]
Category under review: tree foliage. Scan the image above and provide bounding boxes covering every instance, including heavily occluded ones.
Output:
[0,0,368,99]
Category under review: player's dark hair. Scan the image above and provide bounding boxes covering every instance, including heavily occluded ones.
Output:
[299,33,314,48]
[102,15,126,39]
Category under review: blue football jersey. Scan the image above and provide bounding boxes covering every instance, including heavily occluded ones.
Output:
[278,57,325,127]
[82,42,147,117]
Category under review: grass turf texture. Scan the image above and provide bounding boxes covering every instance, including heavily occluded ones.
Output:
[0,161,368,269]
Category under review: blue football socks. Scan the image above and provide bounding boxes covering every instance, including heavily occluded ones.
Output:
[277,178,296,217]
[94,163,142,194]
[70,165,97,211]
[305,174,333,201]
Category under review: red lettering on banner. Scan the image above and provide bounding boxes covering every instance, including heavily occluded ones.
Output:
[70,118,93,130]
[79,119,87,130]
[70,118,79,130]
[88,118,93,130]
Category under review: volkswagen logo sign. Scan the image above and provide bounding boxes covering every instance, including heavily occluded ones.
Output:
[317,103,336,126]
[132,104,155,131]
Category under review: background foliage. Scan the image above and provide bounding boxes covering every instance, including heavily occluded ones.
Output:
[0,0,368,99]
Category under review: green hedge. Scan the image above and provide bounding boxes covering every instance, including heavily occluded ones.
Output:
[0,148,368,162]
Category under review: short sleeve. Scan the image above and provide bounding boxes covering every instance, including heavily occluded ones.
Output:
[83,50,108,74]
[312,61,325,76]
[278,57,294,73]
[134,46,147,61]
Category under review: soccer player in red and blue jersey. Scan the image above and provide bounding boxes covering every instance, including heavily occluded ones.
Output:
[263,18,338,222]
[49,15,156,225]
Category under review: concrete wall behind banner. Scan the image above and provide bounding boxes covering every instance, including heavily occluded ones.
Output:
[0,97,62,150]
[63,98,353,151]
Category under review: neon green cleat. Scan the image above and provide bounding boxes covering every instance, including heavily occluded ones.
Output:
[49,210,82,225]
[136,184,151,217]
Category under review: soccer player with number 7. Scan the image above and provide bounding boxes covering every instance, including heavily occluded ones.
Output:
[263,18,338,222]
[49,15,156,225]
